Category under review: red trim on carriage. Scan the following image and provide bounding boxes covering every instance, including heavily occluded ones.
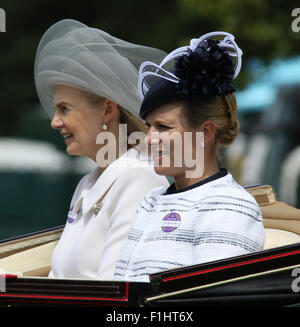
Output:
[0,274,18,279]
[0,281,130,302]
[163,249,300,282]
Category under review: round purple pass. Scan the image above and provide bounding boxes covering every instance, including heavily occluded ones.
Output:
[161,212,181,232]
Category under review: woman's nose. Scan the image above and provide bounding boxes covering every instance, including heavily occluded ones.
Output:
[51,114,64,130]
[146,127,160,146]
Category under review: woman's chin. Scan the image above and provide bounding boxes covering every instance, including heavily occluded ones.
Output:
[66,144,80,156]
[154,165,173,177]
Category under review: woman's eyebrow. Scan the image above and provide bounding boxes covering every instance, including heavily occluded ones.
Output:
[54,101,72,109]
[145,117,174,127]
[155,118,174,126]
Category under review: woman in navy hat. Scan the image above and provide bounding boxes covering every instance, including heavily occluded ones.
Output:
[115,32,265,282]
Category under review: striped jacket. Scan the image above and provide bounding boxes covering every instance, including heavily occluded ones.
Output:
[114,171,265,282]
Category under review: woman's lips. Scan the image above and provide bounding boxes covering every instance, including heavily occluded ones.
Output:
[62,134,74,144]
[152,151,169,161]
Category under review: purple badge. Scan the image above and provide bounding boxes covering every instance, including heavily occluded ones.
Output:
[161,212,181,232]
[67,206,75,224]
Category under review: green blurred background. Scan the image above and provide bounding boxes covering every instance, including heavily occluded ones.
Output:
[0,0,300,239]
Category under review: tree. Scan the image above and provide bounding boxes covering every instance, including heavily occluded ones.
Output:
[0,0,299,135]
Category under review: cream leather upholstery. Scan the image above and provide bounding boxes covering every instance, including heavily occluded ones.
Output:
[0,227,62,277]
[0,241,57,276]
[247,185,300,250]
[264,228,300,250]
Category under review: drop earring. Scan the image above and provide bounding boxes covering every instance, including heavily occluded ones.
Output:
[102,123,108,131]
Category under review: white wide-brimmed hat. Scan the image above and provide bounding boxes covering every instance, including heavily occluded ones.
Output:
[34,19,166,119]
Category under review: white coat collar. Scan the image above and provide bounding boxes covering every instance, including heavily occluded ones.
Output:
[74,148,151,217]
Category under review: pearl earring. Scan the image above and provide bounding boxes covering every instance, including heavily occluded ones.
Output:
[201,141,205,148]
[102,123,108,131]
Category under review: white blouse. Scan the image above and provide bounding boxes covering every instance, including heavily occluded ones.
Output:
[49,149,169,280]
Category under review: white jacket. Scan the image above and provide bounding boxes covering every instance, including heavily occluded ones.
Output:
[49,149,169,280]
[115,171,265,282]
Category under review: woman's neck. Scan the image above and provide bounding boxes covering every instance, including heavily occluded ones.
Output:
[90,132,123,169]
[174,159,219,191]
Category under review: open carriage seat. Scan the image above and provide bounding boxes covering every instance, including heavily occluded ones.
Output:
[0,226,63,277]
[0,184,300,278]
[246,184,300,249]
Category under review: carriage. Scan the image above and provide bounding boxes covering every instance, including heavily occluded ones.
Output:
[0,184,300,307]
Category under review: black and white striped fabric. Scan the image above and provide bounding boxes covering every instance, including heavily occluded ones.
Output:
[114,172,265,282]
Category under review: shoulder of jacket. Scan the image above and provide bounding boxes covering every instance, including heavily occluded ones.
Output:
[208,174,255,196]
[141,185,169,204]
[105,166,168,205]
[116,164,167,184]
[70,168,100,204]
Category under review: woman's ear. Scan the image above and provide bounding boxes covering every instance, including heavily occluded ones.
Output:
[202,120,216,146]
[102,99,120,123]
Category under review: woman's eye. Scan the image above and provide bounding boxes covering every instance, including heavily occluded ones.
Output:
[145,123,170,131]
[61,106,70,113]
[158,124,170,130]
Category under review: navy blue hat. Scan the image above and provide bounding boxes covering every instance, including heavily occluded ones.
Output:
[139,78,182,120]
[138,32,243,121]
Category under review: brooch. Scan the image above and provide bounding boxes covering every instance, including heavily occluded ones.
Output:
[93,202,103,215]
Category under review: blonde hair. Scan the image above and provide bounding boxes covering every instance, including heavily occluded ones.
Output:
[183,93,239,147]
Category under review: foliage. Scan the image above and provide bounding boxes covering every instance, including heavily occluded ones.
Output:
[0,0,299,135]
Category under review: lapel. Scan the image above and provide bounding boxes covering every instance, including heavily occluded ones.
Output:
[77,148,151,216]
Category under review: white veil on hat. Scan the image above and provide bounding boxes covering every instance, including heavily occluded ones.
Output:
[34,19,167,119]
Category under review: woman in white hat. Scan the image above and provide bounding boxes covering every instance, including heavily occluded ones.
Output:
[115,32,265,282]
[34,19,169,280]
